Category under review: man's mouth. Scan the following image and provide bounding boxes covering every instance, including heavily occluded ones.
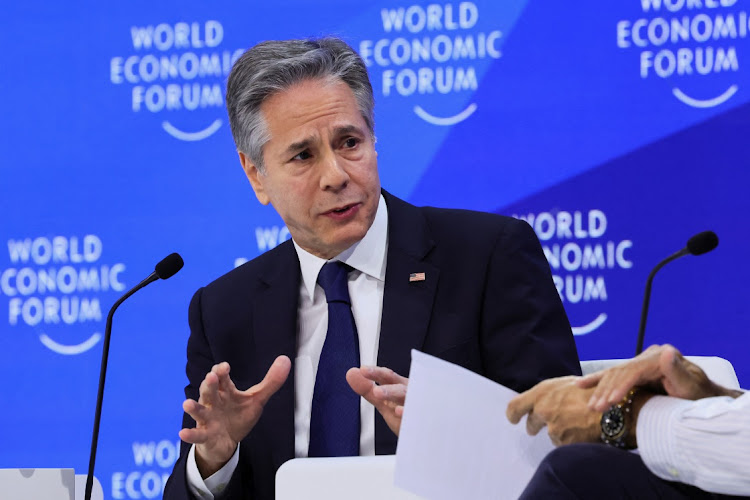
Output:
[332,204,353,213]
[325,203,354,213]
[323,203,361,219]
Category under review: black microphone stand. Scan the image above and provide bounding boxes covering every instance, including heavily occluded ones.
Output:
[84,272,159,500]
[635,248,690,355]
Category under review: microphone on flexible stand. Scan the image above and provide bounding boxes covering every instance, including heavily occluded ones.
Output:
[635,231,718,356]
[84,253,184,500]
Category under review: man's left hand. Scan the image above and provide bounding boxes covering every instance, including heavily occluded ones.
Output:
[347,366,407,436]
[506,376,600,446]
[578,344,739,412]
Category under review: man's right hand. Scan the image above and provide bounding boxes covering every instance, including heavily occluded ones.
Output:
[179,355,291,478]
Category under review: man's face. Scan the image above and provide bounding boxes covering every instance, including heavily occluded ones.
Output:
[239,78,380,260]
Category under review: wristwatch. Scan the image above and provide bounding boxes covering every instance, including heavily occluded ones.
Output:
[600,388,638,448]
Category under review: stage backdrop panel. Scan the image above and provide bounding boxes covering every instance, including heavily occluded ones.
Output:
[2,1,748,498]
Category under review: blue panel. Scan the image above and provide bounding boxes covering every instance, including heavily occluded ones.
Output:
[2,1,748,498]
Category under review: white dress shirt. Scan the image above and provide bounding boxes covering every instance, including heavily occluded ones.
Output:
[637,391,750,496]
[187,195,389,498]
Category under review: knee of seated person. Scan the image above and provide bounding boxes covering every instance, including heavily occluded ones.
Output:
[520,444,613,499]
[541,444,597,472]
[534,443,626,485]
[537,443,639,485]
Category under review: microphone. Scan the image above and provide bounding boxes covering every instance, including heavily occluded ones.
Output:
[85,253,184,500]
[635,232,718,356]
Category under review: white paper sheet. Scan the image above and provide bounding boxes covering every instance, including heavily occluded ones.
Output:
[394,350,556,500]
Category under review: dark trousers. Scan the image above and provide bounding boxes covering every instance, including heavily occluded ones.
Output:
[520,443,747,500]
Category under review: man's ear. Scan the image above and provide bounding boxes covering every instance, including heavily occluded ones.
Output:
[238,151,270,205]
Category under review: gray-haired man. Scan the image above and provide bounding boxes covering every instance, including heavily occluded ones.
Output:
[164,37,580,500]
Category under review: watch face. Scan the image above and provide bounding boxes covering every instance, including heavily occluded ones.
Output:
[601,407,625,438]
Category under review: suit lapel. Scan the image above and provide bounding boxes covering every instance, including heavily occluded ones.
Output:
[253,242,299,467]
[376,192,440,453]
[378,192,439,374]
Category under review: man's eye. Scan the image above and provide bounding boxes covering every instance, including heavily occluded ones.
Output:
[293,150,311,161]
[343,137,359,148]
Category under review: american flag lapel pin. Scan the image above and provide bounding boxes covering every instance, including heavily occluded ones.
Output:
[409,272,426,282]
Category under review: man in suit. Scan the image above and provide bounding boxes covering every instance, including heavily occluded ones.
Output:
[164,37,580,500]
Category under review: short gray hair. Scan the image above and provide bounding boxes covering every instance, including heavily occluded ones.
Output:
[226,37,375,172]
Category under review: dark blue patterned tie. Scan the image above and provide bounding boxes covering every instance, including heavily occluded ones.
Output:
[308,261,361,457]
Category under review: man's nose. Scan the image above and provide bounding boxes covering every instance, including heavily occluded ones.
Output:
[319,152,350,191]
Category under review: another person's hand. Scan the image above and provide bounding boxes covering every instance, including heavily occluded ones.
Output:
[179,356,291,478]
[578,344,736,412]
[506,376,600,446]
[347,366,407,436]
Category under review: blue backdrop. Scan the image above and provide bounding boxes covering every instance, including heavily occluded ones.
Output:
[2,1,748,498]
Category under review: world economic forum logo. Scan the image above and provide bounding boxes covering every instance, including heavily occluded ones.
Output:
[1,235,126,355]
[616,0,747,108]
[109,20,244,141]
[359,2,503,126]
[514,209,633,336]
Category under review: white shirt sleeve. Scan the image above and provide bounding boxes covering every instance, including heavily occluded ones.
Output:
[185,443,241,499]
[636,392,750,496]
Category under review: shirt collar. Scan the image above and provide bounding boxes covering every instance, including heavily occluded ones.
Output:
[294,194,388,302]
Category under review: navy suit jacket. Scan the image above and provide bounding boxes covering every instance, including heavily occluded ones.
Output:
[164,191,581,500]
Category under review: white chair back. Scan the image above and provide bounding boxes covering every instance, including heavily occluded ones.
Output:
[0,469,74,500]
[276,455,421,500]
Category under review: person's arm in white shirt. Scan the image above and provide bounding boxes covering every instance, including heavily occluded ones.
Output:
[186,443,241,499]
[636,392,750,496]
[577,344,749,495]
